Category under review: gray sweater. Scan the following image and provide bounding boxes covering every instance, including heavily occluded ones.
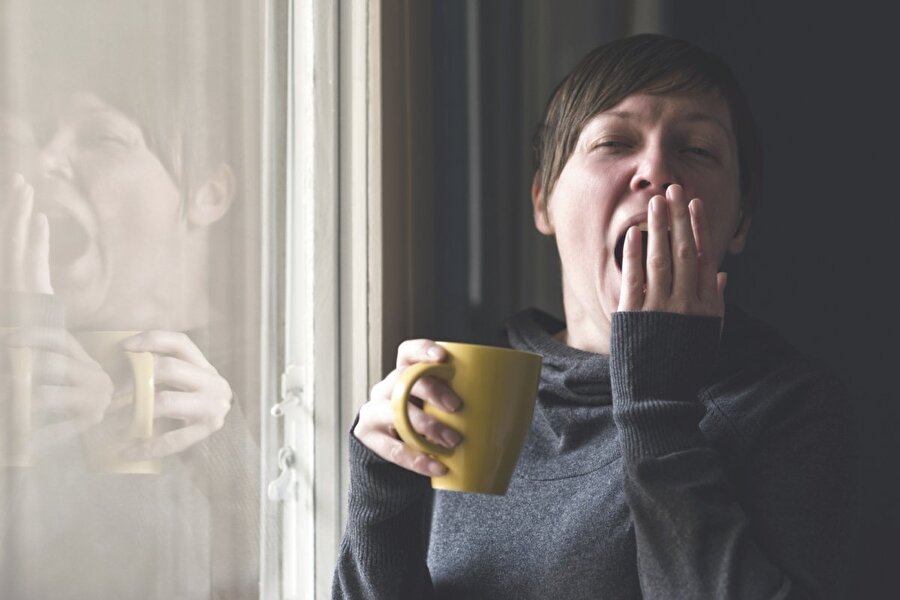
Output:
[333,306,854,599]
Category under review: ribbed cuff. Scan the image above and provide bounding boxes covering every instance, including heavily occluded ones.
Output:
[347,429,430,524]
[611,311,720,459]
[0,292,66,328]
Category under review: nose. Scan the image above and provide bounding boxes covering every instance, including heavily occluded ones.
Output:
[38,136,74,181]
[629,145,678,195]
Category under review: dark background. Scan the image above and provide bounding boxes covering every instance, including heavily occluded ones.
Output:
[422,1,897,596]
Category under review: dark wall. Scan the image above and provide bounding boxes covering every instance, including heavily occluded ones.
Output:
[661,3,897,596]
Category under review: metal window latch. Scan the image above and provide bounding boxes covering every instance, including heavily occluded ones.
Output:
[271,364,305,417]
[267,446,297,502]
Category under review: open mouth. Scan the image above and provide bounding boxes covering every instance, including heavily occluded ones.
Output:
[47,214,92,268]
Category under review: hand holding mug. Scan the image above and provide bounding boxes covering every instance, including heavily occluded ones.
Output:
[118,330,233,460]
[354,339,465,478]
[3,327,114,443]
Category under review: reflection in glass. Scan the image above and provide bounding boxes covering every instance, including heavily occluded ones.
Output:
[1,2,263,598]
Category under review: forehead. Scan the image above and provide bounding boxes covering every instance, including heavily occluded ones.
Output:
[582,91,734,138]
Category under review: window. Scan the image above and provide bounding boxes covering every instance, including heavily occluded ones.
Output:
[1,1,374,598]
[0,1,268,598]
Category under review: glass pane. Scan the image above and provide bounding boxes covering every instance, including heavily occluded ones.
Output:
[0,2,264,598]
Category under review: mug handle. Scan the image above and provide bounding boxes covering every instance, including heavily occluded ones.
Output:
[125,351,154,439]
[391,362,455,457]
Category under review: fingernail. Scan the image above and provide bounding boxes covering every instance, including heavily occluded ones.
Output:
[428,460,447,476]
[441,429,462,448]
[427,346,443,360]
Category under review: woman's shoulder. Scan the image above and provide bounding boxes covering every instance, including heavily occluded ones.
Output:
[703,304,851,453]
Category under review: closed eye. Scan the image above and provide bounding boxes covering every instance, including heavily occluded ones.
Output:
[683,147,716,159]
[591,140,632,152]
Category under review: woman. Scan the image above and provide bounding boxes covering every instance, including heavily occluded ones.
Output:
[334,34,853,599]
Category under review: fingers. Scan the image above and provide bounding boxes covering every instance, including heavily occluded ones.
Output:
[396,339,447,368]
[689,198,717,301]
[373,367,461,413]
[356,398,451,476]
[644,195,671,303]
[667,185,698,304]
[153,390,230,431]
[620,185,723,317]
[33,383,111,428]
[355,347,467,476]
[121,331,213,369]
[617,226,644,311]
[0,175,51,295]
[153,355,230,396]
[25,212,53,294]
[367,375,461,445]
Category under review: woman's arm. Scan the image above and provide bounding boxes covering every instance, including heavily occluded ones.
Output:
[332,430,435,600]
[611,311,853,599]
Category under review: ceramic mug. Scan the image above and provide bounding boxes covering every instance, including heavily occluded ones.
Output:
[75,330,157,474]
[391,342,542,495]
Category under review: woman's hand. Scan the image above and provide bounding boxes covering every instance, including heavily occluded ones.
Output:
[120,331,232,459]
[354,339,463,477]
[0,174,53,295]
[618,184,726,318]
[2,327,114,446]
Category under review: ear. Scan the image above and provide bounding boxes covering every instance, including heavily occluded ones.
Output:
[532,173,554,235]
[186,163,235,227]
[727,211,752,255]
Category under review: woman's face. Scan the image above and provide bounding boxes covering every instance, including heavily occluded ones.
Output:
[534,90,749,349]
[34,92,187,326]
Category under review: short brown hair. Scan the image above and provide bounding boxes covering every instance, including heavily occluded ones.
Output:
[533,34,762,213]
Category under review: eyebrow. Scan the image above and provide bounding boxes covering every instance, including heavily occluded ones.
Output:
[602,110,732,137]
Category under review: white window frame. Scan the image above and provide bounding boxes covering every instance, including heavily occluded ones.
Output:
[261,1,377,598]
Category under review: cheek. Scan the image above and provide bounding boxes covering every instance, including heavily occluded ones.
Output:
[80,153,182,227]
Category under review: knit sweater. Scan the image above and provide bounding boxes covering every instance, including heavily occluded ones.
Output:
[333,305,854,599]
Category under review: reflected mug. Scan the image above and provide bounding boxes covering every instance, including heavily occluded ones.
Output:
[0,327,33,467]
[75,331,158,474]
[391,342,542,495]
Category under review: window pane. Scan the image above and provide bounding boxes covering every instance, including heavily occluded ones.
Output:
[0,2,264,598]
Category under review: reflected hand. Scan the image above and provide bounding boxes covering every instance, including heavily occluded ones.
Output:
[2,327,113,442]
[0,174,52,295]
[120,331,232,459]
[354,339,463,477]
[617,184,726,319]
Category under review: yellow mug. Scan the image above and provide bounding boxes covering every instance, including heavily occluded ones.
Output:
[391,342,542,495]
[75,331,157,474]
[1,327,33,467]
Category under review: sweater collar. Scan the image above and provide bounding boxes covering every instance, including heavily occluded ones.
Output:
[505,308,612,407]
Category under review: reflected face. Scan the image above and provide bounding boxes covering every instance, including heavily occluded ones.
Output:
[35,93,187,326]
[535,91,747,343]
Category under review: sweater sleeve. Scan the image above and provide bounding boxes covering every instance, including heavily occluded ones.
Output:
[610,311,852,599]
[332,428,435,600]
[0,291,66,328]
